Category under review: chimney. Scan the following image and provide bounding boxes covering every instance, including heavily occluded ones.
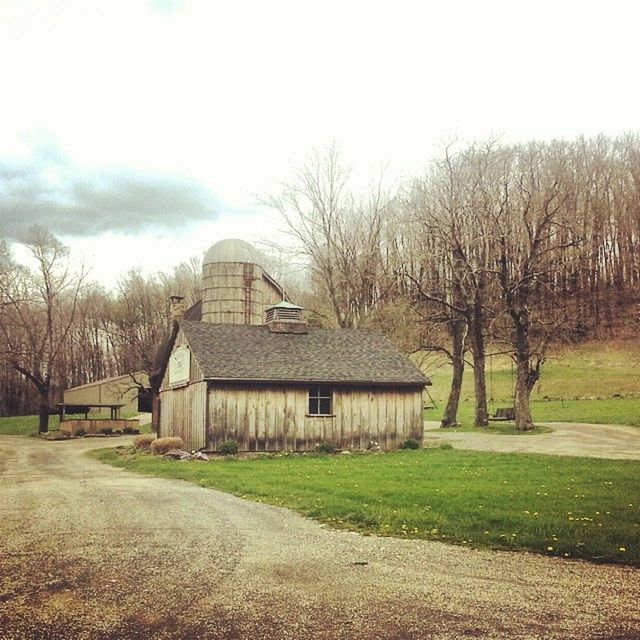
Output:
[264,301,307,334]
[169,295,186,322]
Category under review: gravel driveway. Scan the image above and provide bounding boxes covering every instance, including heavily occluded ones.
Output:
[0,435,638,640]
[424,421,640,459]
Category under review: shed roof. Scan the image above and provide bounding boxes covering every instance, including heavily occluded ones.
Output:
[176,321,430,386]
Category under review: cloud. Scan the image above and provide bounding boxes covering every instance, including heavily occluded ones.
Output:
[0,139,220,241]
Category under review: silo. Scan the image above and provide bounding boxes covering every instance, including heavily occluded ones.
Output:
[201,239,266,325]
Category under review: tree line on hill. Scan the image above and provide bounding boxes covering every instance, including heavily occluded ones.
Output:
[1,134,638,432]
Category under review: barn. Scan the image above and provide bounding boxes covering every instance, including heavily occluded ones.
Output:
[151,239,429,452]
[64,372,151,416]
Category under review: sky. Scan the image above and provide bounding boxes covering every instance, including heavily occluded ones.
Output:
[1,0,639,286]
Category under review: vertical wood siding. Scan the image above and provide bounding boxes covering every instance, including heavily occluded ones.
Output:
[158,329,207,450]
[207,384,424,451]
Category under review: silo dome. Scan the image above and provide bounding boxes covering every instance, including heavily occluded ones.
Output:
[203,238,263,266]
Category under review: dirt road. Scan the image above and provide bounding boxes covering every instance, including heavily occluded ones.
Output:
[424,421,640,459]
[0,435,638,640]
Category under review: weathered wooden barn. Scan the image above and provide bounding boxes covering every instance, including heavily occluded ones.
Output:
[152,239,429,452]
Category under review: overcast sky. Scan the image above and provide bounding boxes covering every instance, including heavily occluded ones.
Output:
[1,0,638,285]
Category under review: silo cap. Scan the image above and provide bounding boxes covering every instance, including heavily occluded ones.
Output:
[203,239,264,266]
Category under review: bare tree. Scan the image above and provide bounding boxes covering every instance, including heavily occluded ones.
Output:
[0,228,86,432]
[264,145,395,328]
[400,142,501,427]
[492,143,580,430]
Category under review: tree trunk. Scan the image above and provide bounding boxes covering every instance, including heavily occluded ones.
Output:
[513,358,534,431]
[38,387,50,433]
[468,304,488,427]
[512,316,534,431]
[441,318,466,428]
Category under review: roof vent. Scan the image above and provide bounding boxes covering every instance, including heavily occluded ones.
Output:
[264,301,307,334]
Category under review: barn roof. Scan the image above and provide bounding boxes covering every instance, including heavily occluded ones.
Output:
[177,320,430,387]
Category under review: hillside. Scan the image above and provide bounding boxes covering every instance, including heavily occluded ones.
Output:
[420,339,640,427]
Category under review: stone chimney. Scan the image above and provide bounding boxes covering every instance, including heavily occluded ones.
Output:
[264,301,308,334]
[169,295,186,322]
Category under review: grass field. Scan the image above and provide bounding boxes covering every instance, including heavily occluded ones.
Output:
[427,397,640,427]
[93,446,640,566]
[421,339,640,426]
[0,414,151,436]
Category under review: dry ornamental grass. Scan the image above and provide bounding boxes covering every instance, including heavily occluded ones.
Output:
[150,437,184,455]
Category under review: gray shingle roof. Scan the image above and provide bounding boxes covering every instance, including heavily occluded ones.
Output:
[178,321,429,386]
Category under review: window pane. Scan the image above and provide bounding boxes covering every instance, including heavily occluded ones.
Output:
[309,397,319,414]
[318,386,332,398]
[319,398,331,415]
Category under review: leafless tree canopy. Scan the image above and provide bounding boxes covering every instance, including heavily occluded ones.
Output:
[1,135,639,429]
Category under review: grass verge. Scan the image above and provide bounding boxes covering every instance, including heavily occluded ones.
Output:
[91,446,639,566]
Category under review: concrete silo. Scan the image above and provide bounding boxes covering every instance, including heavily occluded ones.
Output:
[201,238,284,325]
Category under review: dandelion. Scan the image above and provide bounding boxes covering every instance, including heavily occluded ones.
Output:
[547,546,554,551]
[619,547,626,552]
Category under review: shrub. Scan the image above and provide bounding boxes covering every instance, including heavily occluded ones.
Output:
[133,434,156,450]
[316,442,335,454]
[99,427,113,436]
[400,438,420,450]
[150,437,184,456]
[74,427,86,437]
[219,439,239,455]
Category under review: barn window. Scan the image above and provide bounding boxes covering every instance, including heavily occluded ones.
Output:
[308,386,332,415]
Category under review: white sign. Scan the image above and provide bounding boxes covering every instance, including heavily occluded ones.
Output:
[169,345,190,387]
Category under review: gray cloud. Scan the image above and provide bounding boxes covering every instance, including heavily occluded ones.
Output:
[0,142,220,240]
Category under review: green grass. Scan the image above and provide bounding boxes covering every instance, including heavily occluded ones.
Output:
[92,446,640,566]
[420,339,640,427]
[0,415,61,435]
[425,397,640,427]
[0,414,152,436]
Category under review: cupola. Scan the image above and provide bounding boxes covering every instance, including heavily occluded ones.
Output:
[264,301,308,334]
